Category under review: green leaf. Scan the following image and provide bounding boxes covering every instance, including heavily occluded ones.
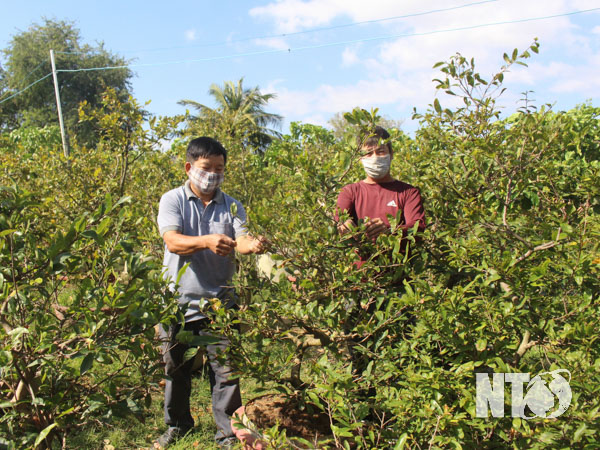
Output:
[8,327,29,345]
[331,425,354,437]
[188,335,222,346]
[119,240,134,253]
[0,350,11,366]
[343,112,357,124]
[176,263,190,285]
[433,98,442,114]
[475,339,487,352]
[307,391,323,409]
[183,348,198,363]
[34,423,57,448]
[175,330,221,346]
[96,217,112,236]
[512,417,521,430]
[74,216,87,233]
[113,196,132,209]
[56,407,75,419]
[82,230,104,245]
[573,423,587,443]
[80,353,94,376]
[394,433,409,449]
[0,229,17,237]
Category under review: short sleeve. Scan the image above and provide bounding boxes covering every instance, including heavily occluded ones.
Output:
[232,199,248,238]
[157,190,183,237]
[336,184,356,222]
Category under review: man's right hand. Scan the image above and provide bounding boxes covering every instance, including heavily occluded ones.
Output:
[337,219,354,236]
[365,218,389,240]
[204,234,237,256]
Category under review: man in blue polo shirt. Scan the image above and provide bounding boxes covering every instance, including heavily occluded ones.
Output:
[155,137,266,449]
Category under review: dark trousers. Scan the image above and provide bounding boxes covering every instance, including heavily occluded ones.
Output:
[160,319,242,442]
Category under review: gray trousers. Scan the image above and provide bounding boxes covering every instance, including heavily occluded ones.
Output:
[161,319,242,442]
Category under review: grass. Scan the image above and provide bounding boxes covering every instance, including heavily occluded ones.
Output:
[68,364,274,449]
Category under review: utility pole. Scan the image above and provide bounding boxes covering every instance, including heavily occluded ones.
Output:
[50,49,69,158]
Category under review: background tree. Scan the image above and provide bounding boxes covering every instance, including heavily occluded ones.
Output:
[179,78,282,152]
[0,18,132,140]
[328,110,404,142]
[0,64,19,131]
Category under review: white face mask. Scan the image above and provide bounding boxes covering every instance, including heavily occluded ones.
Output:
[361,154,391,179]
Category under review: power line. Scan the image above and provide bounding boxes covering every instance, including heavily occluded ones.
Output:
[78,0,499,55]
[21,61,47,83]
[0,73,52,105]
[0,61,47,104]
[2,6,598,106]
[54,7,600,74]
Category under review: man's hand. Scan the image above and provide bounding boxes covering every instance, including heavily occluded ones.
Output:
[205,234,237,256]
[250,235,271,254]
[365,218,389,240]
[337,219,354,236]
[237,235,271,255]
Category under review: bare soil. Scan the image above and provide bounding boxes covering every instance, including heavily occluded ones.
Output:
[245,393,332,442]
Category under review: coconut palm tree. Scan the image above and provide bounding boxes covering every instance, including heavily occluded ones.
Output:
[179,78,283,151]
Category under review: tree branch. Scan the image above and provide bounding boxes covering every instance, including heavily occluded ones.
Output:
[502,178,513,227]
[514,331,537,364]
[513,227,561,265]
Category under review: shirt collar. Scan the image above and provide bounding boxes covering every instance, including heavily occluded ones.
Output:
[184,180,224,204]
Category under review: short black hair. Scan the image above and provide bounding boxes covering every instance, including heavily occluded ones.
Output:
[357,125,392,152]
[186,137,227,164]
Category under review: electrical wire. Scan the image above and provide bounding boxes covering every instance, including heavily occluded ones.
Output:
[0,73,52,105]
[54,7,600,74]
[20,61,47,82]
[2,6,598,105]
[56,0,499,56]
[0,61,47,103]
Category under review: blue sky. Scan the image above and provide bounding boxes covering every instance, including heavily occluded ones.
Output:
[2,0,599,134]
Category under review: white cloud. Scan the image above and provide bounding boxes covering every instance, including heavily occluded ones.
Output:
[546,63,600,94]
[185,29,197,41]
[508,55,600,96]
[296,113,330,127]
[249,0,355,33]
[341,47,359,66]
[254,0,600,128]
[269,78,418,117]
[248,0,588,33]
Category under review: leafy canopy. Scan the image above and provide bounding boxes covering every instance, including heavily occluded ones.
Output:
[0,18,132,137]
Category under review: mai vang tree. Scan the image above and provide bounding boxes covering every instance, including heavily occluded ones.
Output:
[0,88,183,449]
[206,41,599,449]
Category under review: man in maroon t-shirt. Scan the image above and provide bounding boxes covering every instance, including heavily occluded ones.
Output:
[337,126,425,253]
[336,126,425,388]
